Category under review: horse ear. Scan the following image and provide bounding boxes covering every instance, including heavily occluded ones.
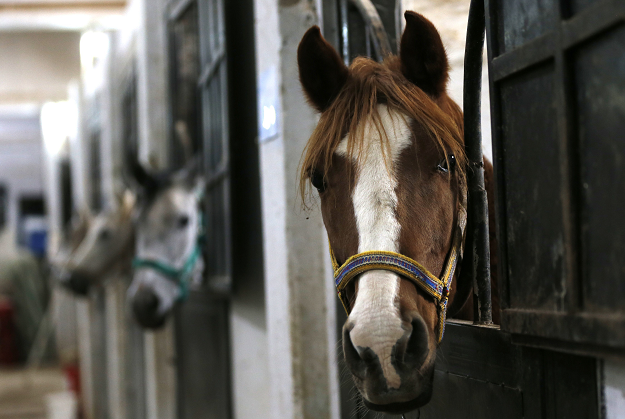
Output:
[298,26,349,112]
[193,177,206,201]
[184,155,202,178]
[77,205,93,226]
[126,151,158,193]
[185,158,205,201]
[120,190,136,220]
[175,155,202,188]
[400,11,449,97]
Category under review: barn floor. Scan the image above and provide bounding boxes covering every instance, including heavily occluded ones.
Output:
[0,368,75,419]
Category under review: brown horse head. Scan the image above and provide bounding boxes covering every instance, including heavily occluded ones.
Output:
[298,12,467,413]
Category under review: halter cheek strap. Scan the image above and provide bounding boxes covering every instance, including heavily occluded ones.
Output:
[331,216,465,343]
[132,241,203,300]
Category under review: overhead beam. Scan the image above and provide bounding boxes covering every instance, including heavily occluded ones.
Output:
[0,1,125,8]
[0,5,125,30]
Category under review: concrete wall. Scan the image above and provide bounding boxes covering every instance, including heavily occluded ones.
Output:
[254,1,339,418]
[229,280,271,419]
[604,359,625,419]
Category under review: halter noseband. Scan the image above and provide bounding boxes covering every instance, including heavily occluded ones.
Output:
[331,210,466,343]
[132,208,205,301]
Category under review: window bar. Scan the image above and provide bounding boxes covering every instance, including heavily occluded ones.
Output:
[462,0,493,325]
[339,0,350,65]
[365,25,372,59]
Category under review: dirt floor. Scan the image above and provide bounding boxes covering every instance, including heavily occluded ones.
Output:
[0,367,70,419]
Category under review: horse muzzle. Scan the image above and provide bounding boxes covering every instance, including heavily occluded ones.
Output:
[61,271,92,296]
[343,312,435,413]
[132,288,167,329]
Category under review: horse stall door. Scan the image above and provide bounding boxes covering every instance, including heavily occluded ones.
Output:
[167,1,232,417]
[91,289,110,419]
[482,0,625,415]
[124,304,147,419]
[174,293,231,419]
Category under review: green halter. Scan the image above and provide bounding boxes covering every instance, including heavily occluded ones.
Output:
[132,212,205,301]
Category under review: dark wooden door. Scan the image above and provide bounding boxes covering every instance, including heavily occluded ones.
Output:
[485,0,625,355]
[420,323,599,419]
[90,289,109,419]
[174,292,231,419]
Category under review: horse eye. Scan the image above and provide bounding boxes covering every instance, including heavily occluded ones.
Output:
[437,154,456,174]
[99,229,111,240]
[177,215,190,229]
[310,170,327,193]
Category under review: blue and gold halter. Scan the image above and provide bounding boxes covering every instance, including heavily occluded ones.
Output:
[330,210,466,343]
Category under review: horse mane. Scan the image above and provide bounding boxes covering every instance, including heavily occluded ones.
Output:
[299,55,466,205]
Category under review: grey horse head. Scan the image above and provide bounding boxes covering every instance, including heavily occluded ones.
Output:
[127,159,205,329]
[59,192,135,296]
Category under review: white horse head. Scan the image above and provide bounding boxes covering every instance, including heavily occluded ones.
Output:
[127,160,205,329]
[59,192,135,296]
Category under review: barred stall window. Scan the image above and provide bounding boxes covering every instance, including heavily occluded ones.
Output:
[168,0,202,169]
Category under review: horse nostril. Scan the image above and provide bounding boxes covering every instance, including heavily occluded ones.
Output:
[342,323,367,379]
[132,289,165,329]
[136,289,158,310]
[405,315,429,366]
[66,272,90,296]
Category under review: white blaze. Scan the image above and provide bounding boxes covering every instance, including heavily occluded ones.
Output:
[337,105,412,391]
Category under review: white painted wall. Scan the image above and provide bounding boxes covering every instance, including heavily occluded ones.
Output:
[253,1,338,418]
[604,359,625,419]
[136,0,169,171]
[254,1,294,416]
[229,278,271,419]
